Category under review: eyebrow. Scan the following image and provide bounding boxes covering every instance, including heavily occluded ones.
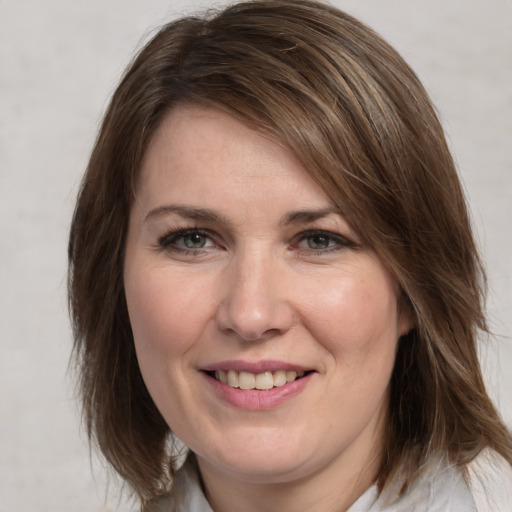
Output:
[144,205,232,225]
[279,207,344,226]
[144,204,344,226]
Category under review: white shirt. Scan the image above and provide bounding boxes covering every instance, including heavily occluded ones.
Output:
[150,448,512,512]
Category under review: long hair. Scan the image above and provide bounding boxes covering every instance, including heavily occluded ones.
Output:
[68,0,512,506]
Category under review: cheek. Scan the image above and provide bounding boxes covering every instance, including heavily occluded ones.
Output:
[300,265,400,363]
[124,266,213,361]
[123,265,218,429]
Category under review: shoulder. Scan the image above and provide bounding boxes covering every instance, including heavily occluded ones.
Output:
[147,449,512,512]
[382,457,477,512]
[466,447,512,512]
[374,449,512,512]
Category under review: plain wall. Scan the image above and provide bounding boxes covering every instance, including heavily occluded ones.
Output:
[1,1,510,510]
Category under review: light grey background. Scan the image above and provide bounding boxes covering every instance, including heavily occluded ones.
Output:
[1,1,511,510]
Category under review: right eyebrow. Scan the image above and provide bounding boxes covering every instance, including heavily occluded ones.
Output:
[279,207,344,226]
[144,204,231,226]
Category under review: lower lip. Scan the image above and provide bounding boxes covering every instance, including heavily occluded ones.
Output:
[203,372,313,411]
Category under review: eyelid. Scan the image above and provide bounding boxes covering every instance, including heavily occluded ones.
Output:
[157,227,217,251]
[292,229,355,251]
[155,225,358,256]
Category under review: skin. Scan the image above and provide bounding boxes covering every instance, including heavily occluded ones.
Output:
[123,106,412,512]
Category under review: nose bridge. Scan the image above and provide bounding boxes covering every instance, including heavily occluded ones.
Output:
[216,243,292,341]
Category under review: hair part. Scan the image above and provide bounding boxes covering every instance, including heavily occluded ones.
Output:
[68,0,512,506]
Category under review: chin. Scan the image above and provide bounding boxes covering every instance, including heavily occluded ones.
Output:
[195,433,316,484]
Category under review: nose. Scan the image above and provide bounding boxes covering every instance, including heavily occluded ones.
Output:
[215,249,294,342]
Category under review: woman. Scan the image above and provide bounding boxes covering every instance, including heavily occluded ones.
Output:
[68,1,512,510]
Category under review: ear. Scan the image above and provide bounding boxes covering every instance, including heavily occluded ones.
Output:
[397,292,415,337]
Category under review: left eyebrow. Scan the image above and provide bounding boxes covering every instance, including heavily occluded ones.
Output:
[279,207,344,226]
[144,205,232,226]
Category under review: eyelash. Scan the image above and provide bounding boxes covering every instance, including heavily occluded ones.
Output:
[157,227,355,256]
[293,229,354,255]
[157,228,217,255]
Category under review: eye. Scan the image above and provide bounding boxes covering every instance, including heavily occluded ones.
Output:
[158,228,216,252]
[181,232,209,249]
[303,233,336,250]
[294,230,352,253]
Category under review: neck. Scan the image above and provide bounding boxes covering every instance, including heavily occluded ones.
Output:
[202,458,379,512]
[196,417,385,512]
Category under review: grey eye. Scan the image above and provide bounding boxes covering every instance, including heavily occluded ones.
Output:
[306,234,332,249]
[183,232,208,248]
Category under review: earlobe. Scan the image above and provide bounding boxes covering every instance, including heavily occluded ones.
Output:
[398,312,415,337]
[397,293,416,337]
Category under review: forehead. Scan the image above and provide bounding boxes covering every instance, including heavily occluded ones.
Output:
[136,105,333,215]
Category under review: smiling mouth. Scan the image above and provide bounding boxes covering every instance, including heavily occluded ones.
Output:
[206,369,312,390]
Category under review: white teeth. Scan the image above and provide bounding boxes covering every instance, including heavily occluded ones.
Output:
[239,371,256,389]
[227,370,239,388]
[255,371,274,390]
[286,370,297,382]
[273,370,287,387]
[213,369,307,389]
[216,370,228,384]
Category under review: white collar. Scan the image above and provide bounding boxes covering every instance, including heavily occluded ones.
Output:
[151,449,512,512]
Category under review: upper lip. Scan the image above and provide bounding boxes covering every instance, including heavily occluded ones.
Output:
[201,360,312,374]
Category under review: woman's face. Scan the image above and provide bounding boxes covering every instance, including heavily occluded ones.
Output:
[124,106,411,487]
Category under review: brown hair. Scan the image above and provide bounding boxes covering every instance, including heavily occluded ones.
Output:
[68,0,512,506]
